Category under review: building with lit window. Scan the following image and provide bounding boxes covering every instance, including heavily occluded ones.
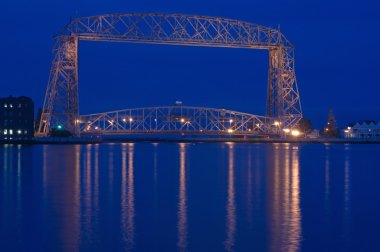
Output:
[343,120,380,139]
[0,96,34,141]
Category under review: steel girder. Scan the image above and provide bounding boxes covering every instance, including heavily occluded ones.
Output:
[79,106,279,136]
[36,13,302,137]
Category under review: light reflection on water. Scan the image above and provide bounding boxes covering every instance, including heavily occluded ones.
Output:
[1,142,379,251]
[177,143,188,252]
[225,143,236,252]
[268,144,301,252]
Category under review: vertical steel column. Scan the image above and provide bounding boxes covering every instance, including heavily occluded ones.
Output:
[37,35,79,136]
[267,48,284,118]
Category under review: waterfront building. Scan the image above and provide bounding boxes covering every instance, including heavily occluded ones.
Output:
[343,121,380,138]
[306,129,320,138]
[0,96,34,140]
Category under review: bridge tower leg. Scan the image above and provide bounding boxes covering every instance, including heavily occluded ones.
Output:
[267,48,283,118]
[36,36,80,137]
[267,46,302,131]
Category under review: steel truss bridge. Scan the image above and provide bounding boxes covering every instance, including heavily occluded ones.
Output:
[36,13,302,137]
[79,106,289,136]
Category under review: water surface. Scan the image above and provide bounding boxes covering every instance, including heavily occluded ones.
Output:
[1,143,380,251]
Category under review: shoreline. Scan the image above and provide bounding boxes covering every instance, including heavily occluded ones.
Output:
[1,137,380,145]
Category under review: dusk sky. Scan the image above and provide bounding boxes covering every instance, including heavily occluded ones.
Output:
[1,0,379,128]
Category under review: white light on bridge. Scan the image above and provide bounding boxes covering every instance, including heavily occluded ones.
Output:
[229,119,234,123]
[291,130,301,137]
[122,118,127,122]
[129,118,133,122]
[227,128,234,133]
[283,128,290,133]
[180,118,185,123]
[274,121,280,126]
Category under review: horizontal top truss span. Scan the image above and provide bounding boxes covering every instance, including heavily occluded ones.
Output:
[63,13,293,49]
[79,106,295,136]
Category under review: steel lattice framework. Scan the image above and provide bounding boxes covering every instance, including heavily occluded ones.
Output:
[79,106,278,136]
[36,13,302,137]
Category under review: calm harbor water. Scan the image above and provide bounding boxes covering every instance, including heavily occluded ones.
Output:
[1,142,380,251]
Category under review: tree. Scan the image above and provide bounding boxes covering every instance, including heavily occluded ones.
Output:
[323,109,338,138]
[298,117,313,134]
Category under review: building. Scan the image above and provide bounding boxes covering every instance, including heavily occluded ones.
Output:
[306,129,320,138]
[0,96,34,141]
[343,120,380,139]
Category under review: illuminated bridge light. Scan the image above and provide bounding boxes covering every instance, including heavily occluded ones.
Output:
[283,128,290,133]
[291,130,301,137]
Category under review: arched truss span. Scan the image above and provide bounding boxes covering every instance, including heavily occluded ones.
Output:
[79,106,282,136]
[36,13,302,137]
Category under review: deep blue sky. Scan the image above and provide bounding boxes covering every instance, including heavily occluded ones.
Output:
[1,0,379,128]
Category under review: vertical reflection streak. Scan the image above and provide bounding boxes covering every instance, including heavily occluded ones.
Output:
[289,147,301,252]
[3,145,7,182]
[247,150,253,224]
[94,145,99,224]
[43,145,47,201]
[109,145,114,194]
[270,144,280,252]
[344,147,350,213]
[324,145,331,240]
[225,144,236,252]
[284,144,290,247]
[73,145,81,251]
[343,146,351,244]
[177,143,188,251]
[16,145,22,233]
[3,145,8,209]
[122,143,135,250]
[121,144,128,248]
[84,145,92,242]
[325,152,330,204]
[17,145,22,211]
[153,143,158,185]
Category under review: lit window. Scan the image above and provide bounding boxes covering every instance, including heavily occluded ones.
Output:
[17,130,22,134]
[10,104,13,108]
[3,129,7,135]
[24,130,27,134]
[9,129,13,135]
[4,104,7,108]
